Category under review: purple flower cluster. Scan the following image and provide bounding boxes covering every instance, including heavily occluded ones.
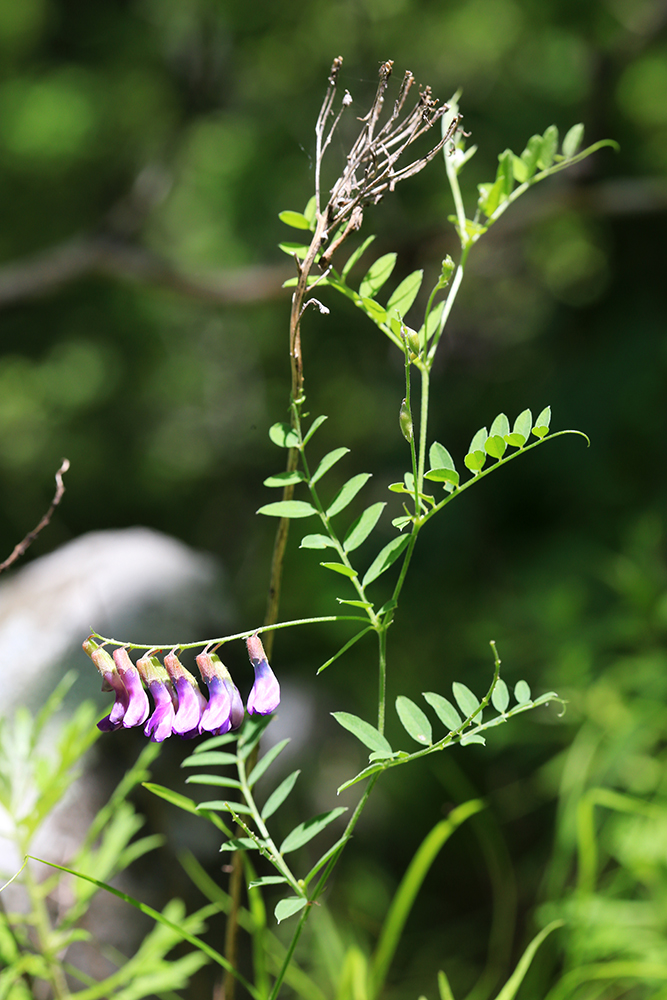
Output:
[83,633,280,743]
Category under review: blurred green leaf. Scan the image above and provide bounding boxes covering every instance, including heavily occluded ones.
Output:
[279,210,311,230]
[514,680,531,705]
[532,405,551,439]
[562,123,584,158]
[424,468,459,485]
[396,696,432,745]
[278,242,310,259]
[300,534,337,549]
[485,435,506,459]
[248,739,290,786]
[280,808,347,854]
[269,423,300,448]
[303,414,328,445]
[311,447,350,485]
[261,770,301,820]
[490,413,510,438]
[429,442,456,472]
[491,679,510,713]
[182,751,237,767]
[320,562,357,578]
[263,471,306,487]
[452,682,481,722]
[275,897,308,924]
[343,502,386,553]
[341,235,376,279]
[387,270,424,318]
[331,712,393,756]
[422,692,462,731]
[538,125,559,169]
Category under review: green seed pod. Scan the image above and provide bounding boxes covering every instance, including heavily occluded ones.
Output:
[399,398,413,442]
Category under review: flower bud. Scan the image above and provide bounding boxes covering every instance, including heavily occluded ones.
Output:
[83,637,128,731]
[165,651,207,738]
[113,648,150,728]
[136,653,177,743]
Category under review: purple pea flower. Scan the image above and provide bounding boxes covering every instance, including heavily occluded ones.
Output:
[83,638,129,731]
[246,633,280,715]
[164,651,207,738]
[196,652,244,734]
[113,647,150,728]
[136,653,177,743]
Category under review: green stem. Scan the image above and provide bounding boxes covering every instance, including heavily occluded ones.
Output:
[237,758,302,895]
[416,366,430,496]
[377,627,388,735]
[21,856,70,1000]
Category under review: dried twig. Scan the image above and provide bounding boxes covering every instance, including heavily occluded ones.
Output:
[0,459,70,575]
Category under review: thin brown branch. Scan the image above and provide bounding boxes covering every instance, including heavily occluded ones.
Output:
[0,459,70,575]
[0,236,291,309]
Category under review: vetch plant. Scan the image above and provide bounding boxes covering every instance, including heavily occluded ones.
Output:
[1,57,621,1000]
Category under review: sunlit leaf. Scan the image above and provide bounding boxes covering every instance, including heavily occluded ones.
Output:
[182,751,238,767]
[263,471,306,487]
[532,405,551,439]
[312,447,350,485]
[496,149,514,201]
[510,409,532,446]
[485,435,506,459]
[327,474,372,517]
[198,800,252,814]
[418,299,446,342]
[359,253,397,299]
[248,875,288,889]
[280,808,348,854]
[185,775,241,789]
[257,501,318,518]
[248,739,290,786]
[429,442,456,472]
[387,269,424,318]
[320,562,357,578]
[464,450,486,473]
[520,134,542,180]
[303,195,317,226]
[359,297,388,325]
[562,123,584,159]
[278,242,310,259]
[303,414,328,444]
[422,692,462,731]
[331,711,393,756]
[279,210,311,230]
[362,535,410,588]
[460,733,486,746]
[269,423,300,448]
[275,896,308,924]
[392,516,412,530]
[300,534,337,549]
[514,680,531,705]
[491,679,510,713]
[143,783,201,816]
[489,413,510,438]
[343,502,386,553]
[468,426,488,453]
[452,682,481,723]
[261,770,301,820]
[396,696,432,745]
[220,838,258,851]
[341,235,376,279]
[424,468,459,485]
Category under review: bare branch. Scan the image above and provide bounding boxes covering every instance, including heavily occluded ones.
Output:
[0,459,70,575]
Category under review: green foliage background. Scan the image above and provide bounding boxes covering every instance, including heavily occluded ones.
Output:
[1,0,666,997]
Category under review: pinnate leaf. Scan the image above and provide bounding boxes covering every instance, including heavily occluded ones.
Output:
[278,242,310,259]
[491,678,510,713]
[562,123,584,159]
[332,711,393,756]
[514,680,531,705]
[452,682,481,722]
[387,269,424,318]
[275,896,308,924]
[257,501,318,518]
[302,414,328,445]
[263,471,306,487]
[485,435,506,459]
[312,447,350,484]
[362,535,410,588]
[343,502,386,553]
[422,692,462,731]
[396,695,432,745]
[248,739,290,786]
[538,126,559,169]
[261,770,300,820]
[269,423,300,448]
[327,474,372,517]
[300,534,336,549]
[359,253,397,298]
[532,405,551,439]
[489,413,510,438]
[280,807,347,854]
[320,562,358,578]
[248,875,287,889]
[429,442,456,472]
[279,210,311,230]
[341,235,376,279]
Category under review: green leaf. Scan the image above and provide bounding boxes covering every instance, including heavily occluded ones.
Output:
[185,775,241,788]
[362,535,410,588]
[198,800,253,814]
[300,534,337,549]
[275,896,308,924]
[359,297,388,325]
[248,875,288,889]
[512,153,528,184]
[302,413,328,445]
[532,691,559,707]
[532,405,551,439]
[311,447,350,485]
[221,838,258,851]
[248,739,290,786]
[511,409,532,444]
[514,680,531,705]
[396,696,432,745]
[520,134,542,180]
[468,426,488,453]
[336,598,374,609]
[303,195,317,226]
[257,501,318,518]
[279,210,311,230]
[562,123,584,159]
[452,682,481,722]
[460,733,486,746]
[538,125,559,170]
[438,970,456,1000]
[496,149,514,201]
[489,413,510,438]
[491,678,510,713]
[143,783,201,816]
[464,450,486,473]
[387,269,424,318]
[320,562,358,578]
[278,242,310,259]
[269,423,300,448]
[263,471,306,487]
[494,921,564,1000]
[341,235,376,279]
[418,299,445,342]
[359,253,397,299]
[424,468,459,485]
[343,502,386,553]
[485,435,506,460]
[195,733,239,752]
[327,473,372,517]
[422,692,462,731]
[280,808,348,854]
[429,442,456,472]
[332,711,393,756]
[182,751,238,767]
[392,515,412,530]
[478,177,504,218]
[261,770,301,820]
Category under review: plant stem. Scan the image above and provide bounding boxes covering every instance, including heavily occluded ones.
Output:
[22,856,70,1000]
[377,627,388,734]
